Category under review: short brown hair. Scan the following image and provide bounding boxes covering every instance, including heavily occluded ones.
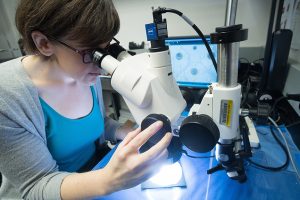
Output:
[15,0,120,54]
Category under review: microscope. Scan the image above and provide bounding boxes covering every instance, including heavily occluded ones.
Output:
[93,0,251,182]
[183,0,251,182]
[92,8,186,163]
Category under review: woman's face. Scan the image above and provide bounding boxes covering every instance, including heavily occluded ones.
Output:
[53,39,110,85]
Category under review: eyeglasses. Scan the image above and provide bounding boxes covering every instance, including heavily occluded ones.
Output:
[48,36,120,64]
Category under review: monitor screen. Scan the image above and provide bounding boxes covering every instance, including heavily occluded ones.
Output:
[165,36,217,88]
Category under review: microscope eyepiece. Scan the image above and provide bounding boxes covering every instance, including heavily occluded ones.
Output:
[92,50,108,68]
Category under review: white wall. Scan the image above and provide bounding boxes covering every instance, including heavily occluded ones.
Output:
[113,0,272,49]
[0,0,21,60]
[0,0,272,60]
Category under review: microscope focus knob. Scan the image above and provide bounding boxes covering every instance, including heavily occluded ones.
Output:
[140,114,171,152]
[140,114,182,163]
[179,114,220,153]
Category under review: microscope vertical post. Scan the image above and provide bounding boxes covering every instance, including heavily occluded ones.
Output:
[219,0,239,88]
[208,0,248,181]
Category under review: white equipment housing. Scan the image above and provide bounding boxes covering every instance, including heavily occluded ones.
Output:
[189,83,241,140]
[101,50,186,126]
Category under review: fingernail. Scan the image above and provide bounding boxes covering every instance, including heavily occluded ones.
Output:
[166,132,172,138]
[155,121,163,127]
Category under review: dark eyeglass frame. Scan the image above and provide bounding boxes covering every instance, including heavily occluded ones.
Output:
[48,36,120,64]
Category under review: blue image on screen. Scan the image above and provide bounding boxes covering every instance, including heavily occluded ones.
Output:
[165,36,217,88]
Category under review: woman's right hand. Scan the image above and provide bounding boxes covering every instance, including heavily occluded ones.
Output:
[101,121,172,193]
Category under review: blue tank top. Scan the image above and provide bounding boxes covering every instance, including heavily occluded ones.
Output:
[39,87,104,172]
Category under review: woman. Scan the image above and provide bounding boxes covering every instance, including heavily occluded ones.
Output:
[0,0,172,199]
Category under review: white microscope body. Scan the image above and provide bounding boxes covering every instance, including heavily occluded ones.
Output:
[185,0,249,181]
[189,83,243,178]
[189,83,241,140]
[99,50,186,126]
[94,1,250,181]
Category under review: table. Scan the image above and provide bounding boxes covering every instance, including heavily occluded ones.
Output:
[93,125,300,200]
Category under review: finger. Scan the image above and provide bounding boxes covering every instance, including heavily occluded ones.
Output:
[119,128,141,148]
[139,148,168,168]
[130,149,168,178]
[127,121,163,149]
[110,128,140,161]
[151,148,168,163]
[150,149,169,172]
[139,132,172,162]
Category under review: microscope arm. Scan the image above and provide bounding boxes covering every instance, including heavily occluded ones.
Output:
[94,49,186,126]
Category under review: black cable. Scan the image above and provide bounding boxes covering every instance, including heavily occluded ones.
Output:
[286,120,300,128]
[271,96,287,114]
[270,96,288,123]
[270,94,300,122]
[191,24,218,72]
[246,126,289,171]
[276,106,291,123]
[163,8,218,73]
[252,58,264,64]
[239,57,251,84]
[241,78,251,108]
[239,57,250,63]
[239,58,263,80]
[182,150,215,159]
[162,8,182,16]
[246,103,252,108]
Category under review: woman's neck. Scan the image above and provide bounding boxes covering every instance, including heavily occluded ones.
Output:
[22,55,77,88]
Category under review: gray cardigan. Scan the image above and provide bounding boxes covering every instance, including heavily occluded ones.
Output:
[0,57,120,199]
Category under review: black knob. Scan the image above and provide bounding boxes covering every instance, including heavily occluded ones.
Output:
[140,114,182,163]
[179,114,220,153]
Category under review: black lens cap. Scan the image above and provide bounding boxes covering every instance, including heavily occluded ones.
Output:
[179,114,220,153]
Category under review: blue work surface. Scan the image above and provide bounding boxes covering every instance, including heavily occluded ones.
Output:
[93,126,300,200]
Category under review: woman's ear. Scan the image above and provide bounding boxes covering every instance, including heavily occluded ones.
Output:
[31,31,55,56]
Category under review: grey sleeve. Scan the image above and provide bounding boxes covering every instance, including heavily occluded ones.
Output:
[0,58,71,199]
[104,116,121,143]
[0,115,70,200]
